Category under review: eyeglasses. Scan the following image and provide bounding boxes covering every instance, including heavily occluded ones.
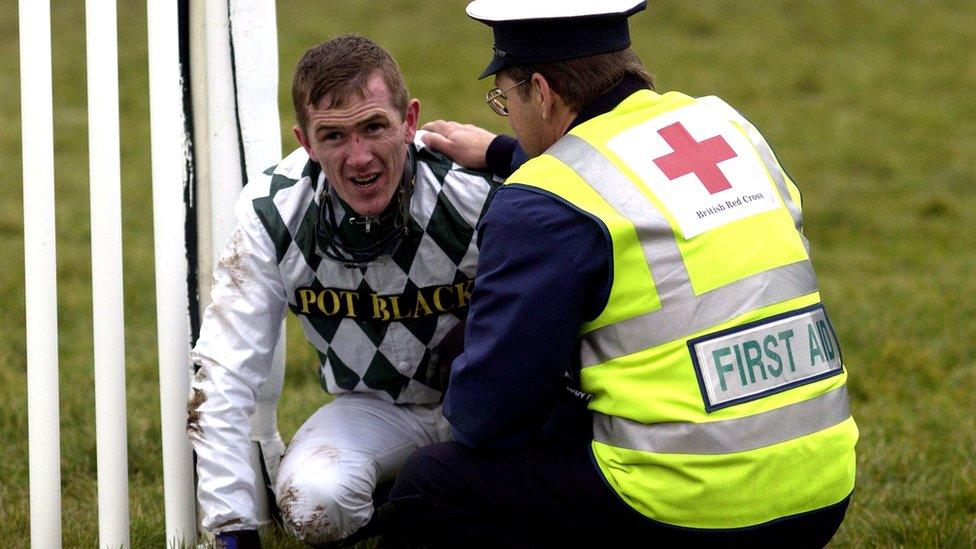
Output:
[485,79,528,116]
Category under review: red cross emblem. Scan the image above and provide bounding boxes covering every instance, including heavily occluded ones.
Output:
[653,122,737,194]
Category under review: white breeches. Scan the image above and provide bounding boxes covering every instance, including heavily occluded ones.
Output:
[274,393,452,544]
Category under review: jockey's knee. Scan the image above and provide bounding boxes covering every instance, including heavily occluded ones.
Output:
[276,456,375,544]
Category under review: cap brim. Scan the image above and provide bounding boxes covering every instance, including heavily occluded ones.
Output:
[479,55,508,79]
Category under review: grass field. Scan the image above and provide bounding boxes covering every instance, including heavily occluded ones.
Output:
[1,0,975,546]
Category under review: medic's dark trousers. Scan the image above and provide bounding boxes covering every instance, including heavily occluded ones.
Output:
[387,438,850,547]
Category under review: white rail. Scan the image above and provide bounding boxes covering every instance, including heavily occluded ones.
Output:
[147,0,199,546]
[85,0,130,546]
[19,0,62,546]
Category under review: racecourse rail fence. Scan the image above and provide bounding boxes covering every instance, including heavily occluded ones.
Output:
[19,1,285,547]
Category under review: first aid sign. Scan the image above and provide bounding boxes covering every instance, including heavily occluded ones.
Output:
[688,305,844,411]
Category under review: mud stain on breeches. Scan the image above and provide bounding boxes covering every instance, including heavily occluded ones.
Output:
[276,443,347,543]
[278,485,336,543]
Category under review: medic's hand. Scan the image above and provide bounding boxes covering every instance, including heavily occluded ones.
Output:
[421,120,496,169]
[427,318,466,393]
[216,529,261,549]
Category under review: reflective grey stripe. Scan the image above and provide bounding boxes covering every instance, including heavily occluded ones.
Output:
[698,96,808,252]
[547,136,694,303]
[752,130,803,233]
[579,259,817,367]
[747,126,811,255]
[593,386,850,455]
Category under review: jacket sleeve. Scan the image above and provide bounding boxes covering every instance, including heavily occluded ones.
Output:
[188,196,287,533]
[443,186,610,449]
[486,135,529,179]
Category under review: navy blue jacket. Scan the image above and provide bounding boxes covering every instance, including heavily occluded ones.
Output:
[444,75,652,448]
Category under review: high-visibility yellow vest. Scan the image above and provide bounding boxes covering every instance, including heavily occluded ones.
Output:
[507,90,857,529]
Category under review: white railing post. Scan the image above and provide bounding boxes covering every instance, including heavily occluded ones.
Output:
[203,0,243,257]
[20,0,62,546]
[147,0,199,546]
[85,0,130,546]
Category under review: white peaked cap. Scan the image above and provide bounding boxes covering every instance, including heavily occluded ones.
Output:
[466,0,647,22]
[465,0,648,78]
